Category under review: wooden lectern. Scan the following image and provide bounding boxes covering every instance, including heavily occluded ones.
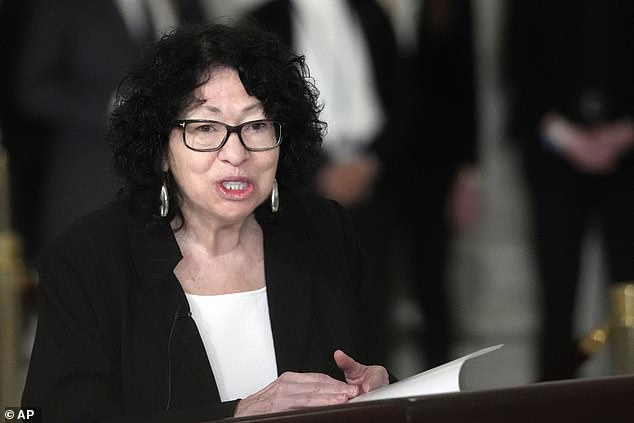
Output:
[217,374,634,423]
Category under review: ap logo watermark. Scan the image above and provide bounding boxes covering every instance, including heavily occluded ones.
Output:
[4,408,41,422]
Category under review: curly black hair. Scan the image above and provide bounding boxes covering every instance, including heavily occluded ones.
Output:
[108,22,325,226]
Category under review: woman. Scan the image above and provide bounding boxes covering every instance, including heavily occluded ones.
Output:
[21,23,390,421]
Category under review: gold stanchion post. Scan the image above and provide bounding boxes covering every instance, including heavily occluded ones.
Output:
[610,282,634,374]
[0,147,26,408]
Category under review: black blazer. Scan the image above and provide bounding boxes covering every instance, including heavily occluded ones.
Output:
[22,189,372,422]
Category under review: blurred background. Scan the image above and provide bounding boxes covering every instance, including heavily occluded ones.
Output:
[2,0,633,408]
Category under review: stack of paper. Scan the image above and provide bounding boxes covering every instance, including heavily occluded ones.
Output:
[350,344,504,403]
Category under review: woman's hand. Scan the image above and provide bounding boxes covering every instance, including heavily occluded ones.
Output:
[333,350,390,394]
[234,371,360,417]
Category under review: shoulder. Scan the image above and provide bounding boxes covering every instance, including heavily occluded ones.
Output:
[257,187,358,259]
[34,199,140,342]
[41,199,131,259]
[278,188,352,230]
[277,188,360,260]
[36,198,137,293]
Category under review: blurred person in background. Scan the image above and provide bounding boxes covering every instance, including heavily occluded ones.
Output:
[0,0,48,269]
[504,0,634,380]
[396,0,480,368]
[246,0,401,364]
[9,0,181,265]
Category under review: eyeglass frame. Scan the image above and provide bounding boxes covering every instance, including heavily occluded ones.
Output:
[172,119,283,152]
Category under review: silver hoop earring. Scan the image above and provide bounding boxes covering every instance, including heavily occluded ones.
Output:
[159,180,169,217]
[271,179,279,213]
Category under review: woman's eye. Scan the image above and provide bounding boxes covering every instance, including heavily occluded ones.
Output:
[250,123,264,131]
[193,123,220,133]
[245,122,268,132]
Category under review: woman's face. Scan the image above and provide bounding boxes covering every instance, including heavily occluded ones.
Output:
[166,67,279,226]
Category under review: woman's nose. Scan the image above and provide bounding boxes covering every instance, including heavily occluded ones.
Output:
[218,132,249,164]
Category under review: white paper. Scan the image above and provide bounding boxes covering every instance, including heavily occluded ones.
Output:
[349,344,503,403]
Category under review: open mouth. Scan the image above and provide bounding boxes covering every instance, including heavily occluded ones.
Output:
[217,179,254,198]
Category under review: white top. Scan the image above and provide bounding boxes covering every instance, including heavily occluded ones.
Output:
[185,287,278,401]
[291,0,386,161]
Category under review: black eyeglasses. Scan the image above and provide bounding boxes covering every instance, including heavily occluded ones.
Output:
[173,119,282,152]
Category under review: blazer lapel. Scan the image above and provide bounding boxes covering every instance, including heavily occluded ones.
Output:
[128,219,220,409]
[259,207,314,374]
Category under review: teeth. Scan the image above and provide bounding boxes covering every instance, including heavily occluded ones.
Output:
[222,181,248,191]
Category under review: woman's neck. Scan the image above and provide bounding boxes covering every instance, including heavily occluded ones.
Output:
[172,213,258,257]
[172,212,265,295]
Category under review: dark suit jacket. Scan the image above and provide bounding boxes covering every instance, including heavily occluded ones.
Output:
[409,0,478,183]
[504,0,634,143]
[10,0,157,254]
[22,189,371,422]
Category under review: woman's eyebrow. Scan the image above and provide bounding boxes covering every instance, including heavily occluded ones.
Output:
[241,102,264,113]
[199,101,263,115]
